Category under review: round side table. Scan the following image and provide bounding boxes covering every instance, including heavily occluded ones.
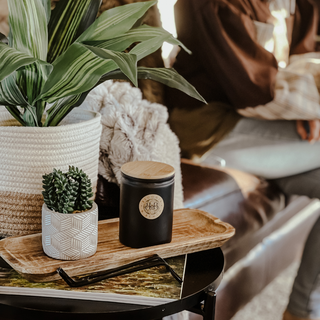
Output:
[0,248,224,320]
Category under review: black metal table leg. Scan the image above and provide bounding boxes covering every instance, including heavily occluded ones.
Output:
[203,291,216,320]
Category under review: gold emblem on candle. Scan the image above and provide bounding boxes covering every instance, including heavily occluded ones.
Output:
[139,194,164,220]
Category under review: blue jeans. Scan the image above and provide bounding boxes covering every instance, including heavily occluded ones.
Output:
[204,118,320,318]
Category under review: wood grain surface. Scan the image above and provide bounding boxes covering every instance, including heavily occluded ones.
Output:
[0,208,235,282]
[121,161,175,180]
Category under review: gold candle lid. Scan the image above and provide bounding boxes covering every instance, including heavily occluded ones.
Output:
[121,161,175,180]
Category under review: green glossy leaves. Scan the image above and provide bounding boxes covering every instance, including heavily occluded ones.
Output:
[44,94,82,127]
[85,24,191,57]
[0,74,29,107]
[47,0,101,63]
[100,67,207,104]
[77,0,157,42]
[4,0,50,127]
[41,0,51,24]
[8,0,48,60]
[1,0,205,127]
[38,42,137,103]
[0,43,42,82]
[138,68,206,103]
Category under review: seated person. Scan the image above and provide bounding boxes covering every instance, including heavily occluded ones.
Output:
[166,0,320,319]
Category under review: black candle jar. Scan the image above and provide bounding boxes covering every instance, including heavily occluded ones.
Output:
[119,161,175,248]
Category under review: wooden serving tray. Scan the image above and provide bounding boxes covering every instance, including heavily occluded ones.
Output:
[0,209,235,282]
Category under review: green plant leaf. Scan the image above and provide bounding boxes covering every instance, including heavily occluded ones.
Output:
[15,62,52,125]
[0,74,29,107]
[34,99,47,126]
[1,0,204,128]
[138,67,206,103]
[22,105,38,126]
[129,34,167,61]
[74,0,102,39]
[37,42,138,103]
[16,62,52,107]
[8,0,48,60]
[44,94,81,126]
[41,0,51,24]
[77,0,157,42]
[0,74,40,126]
[48,0,101,63]
[0,43,43,82]
[85,25,190,56]
[0,73,47,127]
[7,0,49,126]
[74,91,92,107]
[99,67,207,104]
[5,105,25,126]
[0,74,29,126]
[84,45,138,86]
[131,14,145,30]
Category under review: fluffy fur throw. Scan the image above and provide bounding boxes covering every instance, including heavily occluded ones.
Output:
[81,81,184,209]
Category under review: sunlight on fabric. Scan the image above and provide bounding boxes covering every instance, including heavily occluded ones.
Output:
[158,0,178,63]
[270,7,290,68]
[278,61,287,68]
[264,38,275,54]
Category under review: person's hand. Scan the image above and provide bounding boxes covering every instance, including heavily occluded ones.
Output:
[296,120,320,143]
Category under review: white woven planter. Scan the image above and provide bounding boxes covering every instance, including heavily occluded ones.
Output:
[0,107,101,237]
[42,202,98,260]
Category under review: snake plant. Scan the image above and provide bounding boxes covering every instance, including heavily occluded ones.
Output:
[42,166,94,213]
[0,0,205,127]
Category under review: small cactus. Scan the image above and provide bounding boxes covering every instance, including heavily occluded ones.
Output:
[42,166,93,214]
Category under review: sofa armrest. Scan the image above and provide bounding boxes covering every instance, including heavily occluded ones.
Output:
[181,159,286,250]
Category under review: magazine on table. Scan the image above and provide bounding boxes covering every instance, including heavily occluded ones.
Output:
[0,255,187,306]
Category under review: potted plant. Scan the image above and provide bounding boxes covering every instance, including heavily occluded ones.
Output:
[42,166,98,260]
[0,0,205,237]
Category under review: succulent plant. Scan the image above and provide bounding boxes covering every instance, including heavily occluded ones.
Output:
[42,166,93,213]
[67,166,94,211]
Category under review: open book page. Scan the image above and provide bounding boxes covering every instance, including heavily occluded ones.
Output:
[0,255,187,306]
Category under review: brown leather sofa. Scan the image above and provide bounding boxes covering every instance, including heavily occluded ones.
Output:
[96,158,320,320]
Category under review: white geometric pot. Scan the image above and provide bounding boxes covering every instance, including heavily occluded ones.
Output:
[42,202,98,261]
[0,107,101,237]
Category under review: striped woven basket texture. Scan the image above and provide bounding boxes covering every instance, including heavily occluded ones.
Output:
[0,108,102,237]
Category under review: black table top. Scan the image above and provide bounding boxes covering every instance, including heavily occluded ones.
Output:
[0,248,224,320]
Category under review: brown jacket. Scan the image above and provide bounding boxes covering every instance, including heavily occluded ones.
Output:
[166,0,318,111]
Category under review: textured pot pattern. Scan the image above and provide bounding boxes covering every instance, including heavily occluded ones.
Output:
[0,108,101,237]
[42,202,98,260]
